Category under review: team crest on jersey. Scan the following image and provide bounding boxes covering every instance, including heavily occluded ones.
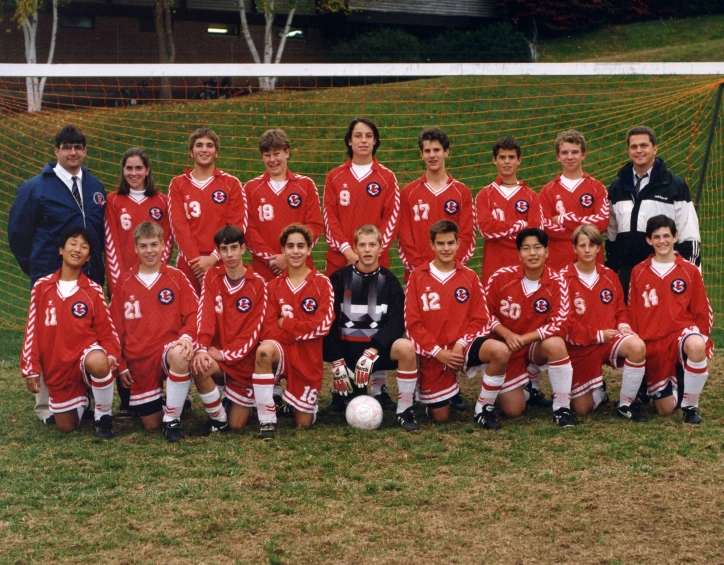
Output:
[454,286,470,303]
[71,301,88,318]
[444,199,460,215]
[671,278,687,294]
[534,298,550,314]
[579,193,594,208]
[149,207,164,221]
[301,297,318,313]
[212,190,227,204]
[600,288,613,304]
[366,182,382,197]
[287,193,302,208]
[158,289,175,304]
[515,200,529,214]
[93,192,105,206]
[236,297,252,312]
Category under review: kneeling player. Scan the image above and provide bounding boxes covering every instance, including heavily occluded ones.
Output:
[325,224,419,431]
[405,220,510,429]
[486,228,577,426]
[111,222,198,441]
[191,225,268,435]
[21,228,121,439]
[253,224,334,439]
[629,215,713,424]
[559,225,647,419]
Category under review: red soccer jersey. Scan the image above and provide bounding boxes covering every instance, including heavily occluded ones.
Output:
[196,264,268,365]
[398,174,475,274]
[323,159,400,272]
[486,265,570,342]
[104,190,173,295]
[404,261,490,358]
[475,179,542,285]
[168,168,247,261]
[559,262,631,346]
[629,254,713,341]
[539,174,609,271]
[244,169,324,281]
[21,271,121,383]
[110,264,198,373]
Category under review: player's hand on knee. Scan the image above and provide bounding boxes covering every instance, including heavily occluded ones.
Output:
[505,333,525,352]
[25,375,41,394]
[331,359,354,396]
[173,338,194,361]
[192,351,212,376]
[355,349,379,386]
[119,370,134,388]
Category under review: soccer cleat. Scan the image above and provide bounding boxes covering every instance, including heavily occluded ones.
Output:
[374,385,397,412]
[396,407,420,432]
[278,403,295,418]
[474,404,502,431]
[636,378,651,405]
[449,391,465,412]
[162,419,185,442]
[259,422,277,441]
[115,407,134,420]
[616,402,649,423]
[43,415,56,426]
[273,394,283,411]
[189,418,230,436]
[526,383,553,408]
[94,415,115,440]
[553,407,579,427]
[327,392,348,413]
[682,406,703,425]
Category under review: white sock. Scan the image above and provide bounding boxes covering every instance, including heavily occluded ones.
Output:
[164,371,191,422]
[476,373,505,415]
[254,373,277,424]
[527,362,541,390]
[199,389,227,422]
[592,386,607,410]
[396,370,418,413]
[371,370,387,396]
[619,359,646,407]
[548,357,573,411]
[682,359,708,409]
[91,372,115,419]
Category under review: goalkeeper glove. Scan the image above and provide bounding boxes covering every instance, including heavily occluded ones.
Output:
[355,349,379,387]
[331,359,353,396]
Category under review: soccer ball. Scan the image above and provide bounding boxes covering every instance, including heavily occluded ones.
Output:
[345,395,384,430]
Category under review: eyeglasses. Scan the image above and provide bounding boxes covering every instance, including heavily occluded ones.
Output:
[58,144,86,152]
[520,245,545,252]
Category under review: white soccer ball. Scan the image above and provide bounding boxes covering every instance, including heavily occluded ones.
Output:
[345,395,384,430]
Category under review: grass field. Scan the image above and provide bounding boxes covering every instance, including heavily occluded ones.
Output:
[1,345,722,564]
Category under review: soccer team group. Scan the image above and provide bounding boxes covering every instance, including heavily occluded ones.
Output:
[8,118,713,442]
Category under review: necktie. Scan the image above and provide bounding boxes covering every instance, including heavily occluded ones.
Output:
[71,176,83,210]
[634,172,648,194]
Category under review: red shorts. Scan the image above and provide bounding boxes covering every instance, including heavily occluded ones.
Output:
[501,343,539,394]
[644,328,714,396]
[568,334,629,399]
[225,378,254,408]
[125,341,175,407]
[270,340,323,414]
[46,344,105,414]
[418,355,459,405]
[217,345,257,388]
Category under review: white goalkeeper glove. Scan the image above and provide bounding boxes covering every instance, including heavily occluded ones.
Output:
[355,349,379,387]
[331,359,354,396]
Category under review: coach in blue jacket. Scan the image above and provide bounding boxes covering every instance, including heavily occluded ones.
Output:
[9,124,107,287]
[8,124,107,424]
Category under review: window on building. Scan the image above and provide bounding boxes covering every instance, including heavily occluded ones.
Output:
[207,24,239,36]
[59,16,94,30]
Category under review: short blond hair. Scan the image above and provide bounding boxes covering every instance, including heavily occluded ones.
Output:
[555,129,587,154]
[133,221,164,243]
[571,224,602,246]
[354,224,382,245]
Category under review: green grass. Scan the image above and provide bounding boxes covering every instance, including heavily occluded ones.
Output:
[1,354,722,563]
[540,14,724,62]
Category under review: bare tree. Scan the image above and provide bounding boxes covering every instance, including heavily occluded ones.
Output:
[155,0,176,99]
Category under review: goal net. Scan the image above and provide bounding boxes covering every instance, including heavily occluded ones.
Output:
[1,63,722,343]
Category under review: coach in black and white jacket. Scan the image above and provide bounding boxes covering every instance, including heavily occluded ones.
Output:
[605,125,701,300]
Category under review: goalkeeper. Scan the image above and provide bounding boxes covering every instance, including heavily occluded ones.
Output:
[323,224,419,432]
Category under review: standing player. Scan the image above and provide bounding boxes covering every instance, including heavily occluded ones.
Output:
[559,225,647,419]
[168,128,247,293]
[398,127,475,279]
[628,215,713,424]
[252,224,334,440]
[192,225,268,435]
[476,137,541,285]
[486,228,577,426]
[110,223,198,441]
[324,224,419,431]
[539,130,609,271]
[323,117,400,275]
[244,129,324,281]
[105,147,173,296]
[21,228,120,439]
[405,220,510,429]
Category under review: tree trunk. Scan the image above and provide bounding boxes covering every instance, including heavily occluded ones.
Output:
[21,0,58,113]
[155,0,176,99]
[528,18,539,62]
